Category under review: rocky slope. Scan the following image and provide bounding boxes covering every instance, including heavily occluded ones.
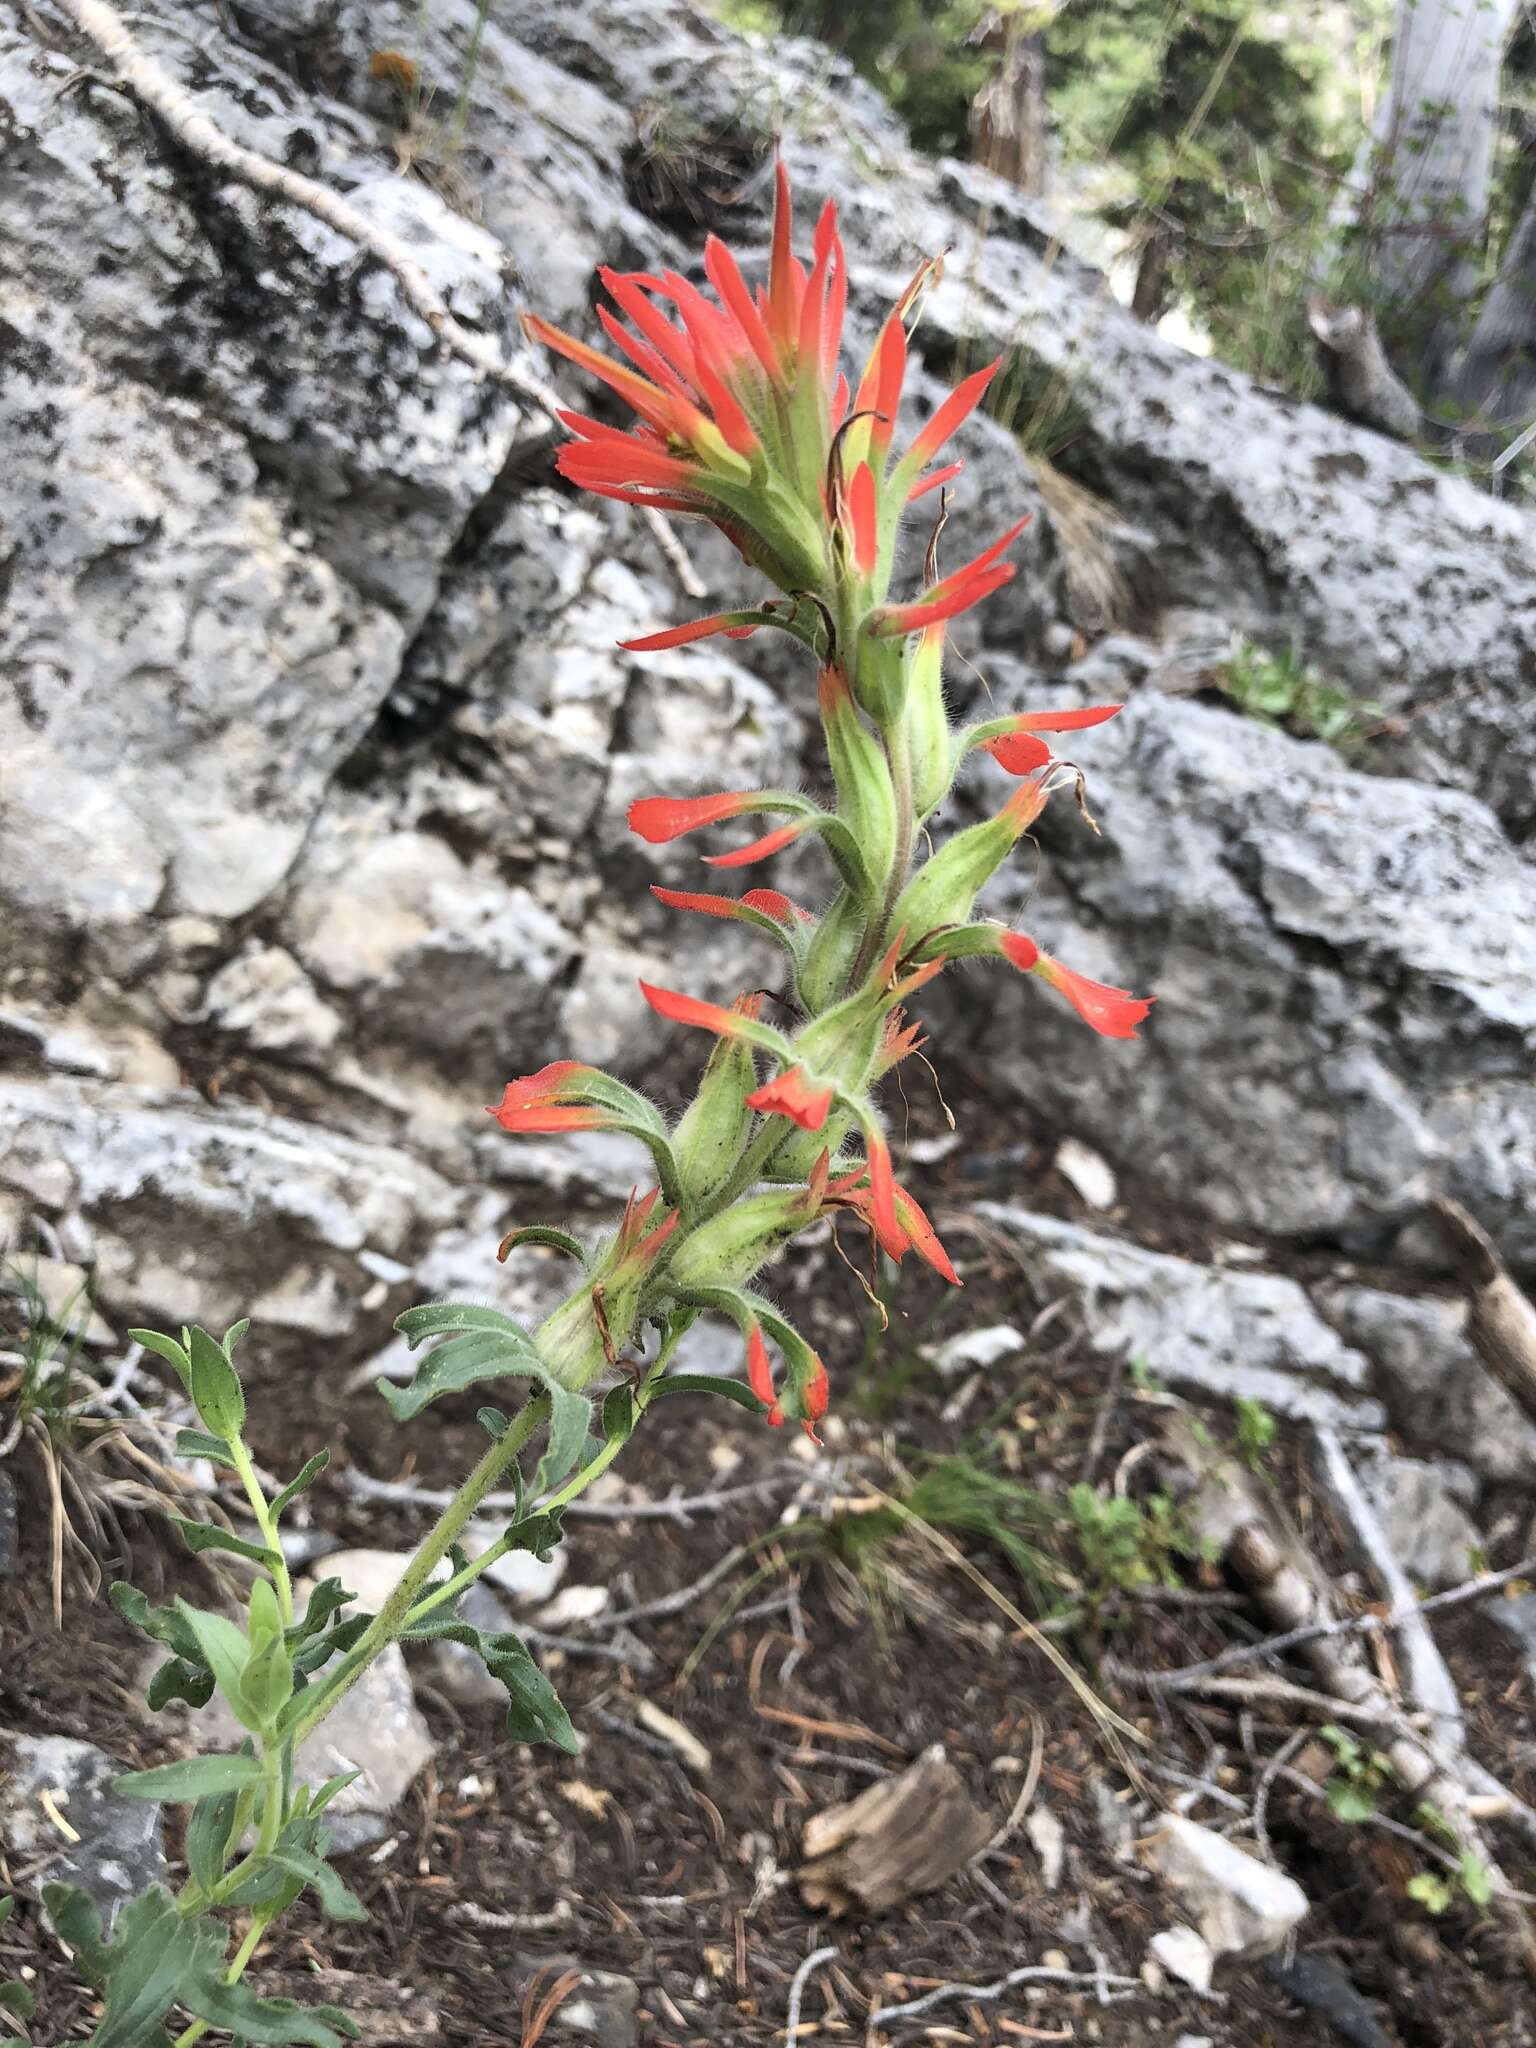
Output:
[3,0,1534,1505]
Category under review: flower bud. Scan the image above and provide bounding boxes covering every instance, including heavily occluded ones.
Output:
[819,666,896,892]
[667,1185,815,1293]
[798,887,865,1013]
[670,997,760,1208]
[905,625,953,819]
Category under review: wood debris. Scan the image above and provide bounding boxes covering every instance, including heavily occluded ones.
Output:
[797,1745,991,1916]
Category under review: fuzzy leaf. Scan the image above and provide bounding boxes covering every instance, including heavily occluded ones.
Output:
[174,1428,237,1466]
[170,1518,280,1569]
[41,1883,226,2048]
[268,1849,366,1924]
[185,1783,241,1896]
[128,1328,191,1391]
[114,1754,264,1803]
[187,1325,245,1441]
[651,1373,771,1415]
[271,1450,330,1521]
[406,1616,576,1752]
[497,1225,589,1266]
[147,1656,216,1713]
[382,1306,589,1498]
[177,1601,258,1731]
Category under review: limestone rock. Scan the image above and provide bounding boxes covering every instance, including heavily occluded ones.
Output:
[0,1734,167,1929]
[1144,1813,1308,1963]
[972,1207,1386,1432]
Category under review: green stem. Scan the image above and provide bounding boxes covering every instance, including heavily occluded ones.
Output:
[228,1437,292,1628]
[845,717,915,995]
[170,1914,269,2048]
[287,1396,547,1747]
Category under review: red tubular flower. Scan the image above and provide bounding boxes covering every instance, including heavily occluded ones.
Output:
[902,358,1002,473]
[745,1065,834,1131]
[908,460,963,502]
[650,885,812,928]
[702,819,809,868]
[639,982,761,1040]
[628,791,763,843]
[826,1166,961,1285]
[979,704,1122,775]
[983,732,1052,775]
[848,462,878,574]
[998,932,1152,1039]
[800,1355,830,1439]
[612,1185,680,1267]
[893,1187,960,1286]
[488,1062,607,1133]
[746,1323,784,1426]
[867,516,1031,639]
[619,612,764,651]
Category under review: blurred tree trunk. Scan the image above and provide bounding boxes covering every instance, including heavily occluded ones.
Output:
[1336,0,1521,400]
[1453,174,1536,428]
[972,11,1047,197]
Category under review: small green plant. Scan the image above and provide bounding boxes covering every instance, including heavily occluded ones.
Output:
[1234,1395,1277,1471]
[1066,1483,1200,1597]
[1217,639,1382,749]
[1320,1723,1390,1821]
[1,1256,94,1440]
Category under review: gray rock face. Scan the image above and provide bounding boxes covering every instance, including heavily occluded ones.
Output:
[960,692,1536,1268]
[0,1733,167,1929]
[2,0,1533,1459]
[971,1206,1387,1433]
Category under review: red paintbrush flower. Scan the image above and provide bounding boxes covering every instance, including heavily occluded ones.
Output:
[998,932,1153,1040]
[487,1063,611,1133]
[746,1322,784,1427]
[650,885,813,929]
[745,1065,835,1131]
[866,516,1032,639]
[975,704,1122,775]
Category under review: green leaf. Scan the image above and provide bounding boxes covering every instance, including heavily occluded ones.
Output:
[375,1329,531,1419]
[1459,1852,1495,1907]
[129,1328,191,1391]
[182,1971,358,2044]
[170,1517,281,1568]
[268,1849,366,1923]
[478,1405,511,1441]
[113,1754,264,1803]
[495,1225,589,1266]
[1407,1870,1454,1916]
[111,1583,218,1710]
[651,1372,771,1415]
[174,1427,237,1466]
[288,1577,352,1643]
[290,1613,369,1681]
[381,1305,590,1498]
[185,1783,241,1895]
[270,1450,330,1521]
[41,1883,227,2048]
[1325,1776,1377,1823]
[406,1616,577,1752]
[187,1325,246,1441]
[177,1600,259,1731]
[394,1301,536,1347]
[223,1318,251,1355]
[147,1655,216,1713]
[307,1768,363,1816]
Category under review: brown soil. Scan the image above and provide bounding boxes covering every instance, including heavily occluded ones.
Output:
[4,1248,1536,2048]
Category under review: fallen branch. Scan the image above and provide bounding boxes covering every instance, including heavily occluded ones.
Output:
[1430,1198,1536,1430]
[1157,1418,1536,1978]
[785,1945,838,2043]
[1124,1548,1536,1689]
[866,1963,1141,2031]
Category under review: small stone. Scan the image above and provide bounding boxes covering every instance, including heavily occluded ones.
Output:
[1055,1137,1118,1210]
[537,1584,610,1628]
[0,1733,168,1929]
[931,1324,1026,1379]
[1149,1926,1215,1993]
[538,1963,639,2048]
[1144,1814,1307,1962]
[1040,1948,1070,1973]
[1025,1805,1066,1890]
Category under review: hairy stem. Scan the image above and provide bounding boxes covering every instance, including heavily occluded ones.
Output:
[287,1396,547,1746]
[846,718,915,994]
